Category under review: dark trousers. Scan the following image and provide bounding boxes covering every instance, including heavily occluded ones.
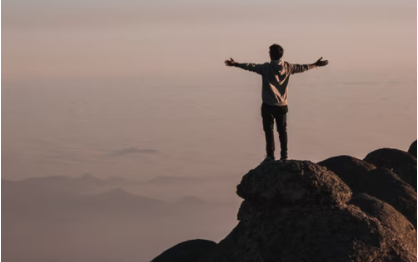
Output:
[261,103,288,159]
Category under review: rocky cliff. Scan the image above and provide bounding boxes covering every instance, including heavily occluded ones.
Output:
[151,141,417,262]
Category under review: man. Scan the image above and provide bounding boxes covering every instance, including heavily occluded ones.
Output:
[224,44,328,163]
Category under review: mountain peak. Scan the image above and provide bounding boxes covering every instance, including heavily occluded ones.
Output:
[196,159,417,262]
[77,173,100,181]
[101,188,132,197]
[237,160,352,209]
[177,196,205,205]
[162,155,416,262]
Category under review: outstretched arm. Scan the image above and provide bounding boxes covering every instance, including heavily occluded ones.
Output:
[290,57,329,74]
[225,58,263,75]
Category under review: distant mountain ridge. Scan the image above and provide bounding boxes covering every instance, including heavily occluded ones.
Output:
[146,176,201,185]
[2,174,209,209]
[2,170,237,262]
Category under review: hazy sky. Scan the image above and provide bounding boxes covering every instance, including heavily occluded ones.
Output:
[2,0,417,182]
[3,0,416,81]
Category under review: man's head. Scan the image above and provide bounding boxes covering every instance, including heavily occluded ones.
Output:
[269,44,284,61]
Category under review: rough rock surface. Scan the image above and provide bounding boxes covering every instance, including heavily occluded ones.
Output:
[318,155,417,227]
[349,193,416,247]
[236,160,352,207]
[197,161,417,262]
[408,140,417,158]
[151,239,216,262]
[318,155,375,190]
[364,148,417,190]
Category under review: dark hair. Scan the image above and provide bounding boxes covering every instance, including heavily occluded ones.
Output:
[269,44,284,60]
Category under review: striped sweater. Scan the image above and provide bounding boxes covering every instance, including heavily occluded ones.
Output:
[234,60,312,106]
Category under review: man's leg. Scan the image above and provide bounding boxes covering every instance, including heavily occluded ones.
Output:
[274,106,288,160]
[261,103,275,158]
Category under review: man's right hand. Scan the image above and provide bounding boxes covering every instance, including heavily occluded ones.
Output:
[225,58,236,66]
[314,57,329,67]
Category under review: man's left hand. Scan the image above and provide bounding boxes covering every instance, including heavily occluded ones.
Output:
[314,57,329,67]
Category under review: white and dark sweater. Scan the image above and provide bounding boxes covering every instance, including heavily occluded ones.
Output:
[234,60,311,106]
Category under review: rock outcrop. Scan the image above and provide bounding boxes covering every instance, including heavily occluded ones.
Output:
[197,161,417,262]
[364,148,417,190]
[408,140,417,158]
[153,141,418,262]
[318,155,417,227]
[151,239,216,262]
[349,193,416,246]
[236,160,351,207]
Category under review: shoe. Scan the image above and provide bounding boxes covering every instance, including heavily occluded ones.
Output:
[280,157,288,162]
[261,156,275,164]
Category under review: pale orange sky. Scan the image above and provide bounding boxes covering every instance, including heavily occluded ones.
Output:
[2,0,417,181]
[2,0,416,81]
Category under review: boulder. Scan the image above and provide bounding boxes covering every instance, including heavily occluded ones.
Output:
[318,156,417,227]
[408,140,417,158]
[198,160,417,262]
[236,160,352,207]
[349,193,416,244]
[364,168,417,227]
[364,148,417,190]
[318,155,375,190]
[151,239,216,262]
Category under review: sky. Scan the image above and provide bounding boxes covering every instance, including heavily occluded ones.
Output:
[2,0,417,261]
[2,0,417,181]
[2,0,416,81]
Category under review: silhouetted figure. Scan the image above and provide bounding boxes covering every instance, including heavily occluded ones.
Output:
[225,44,328,163]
